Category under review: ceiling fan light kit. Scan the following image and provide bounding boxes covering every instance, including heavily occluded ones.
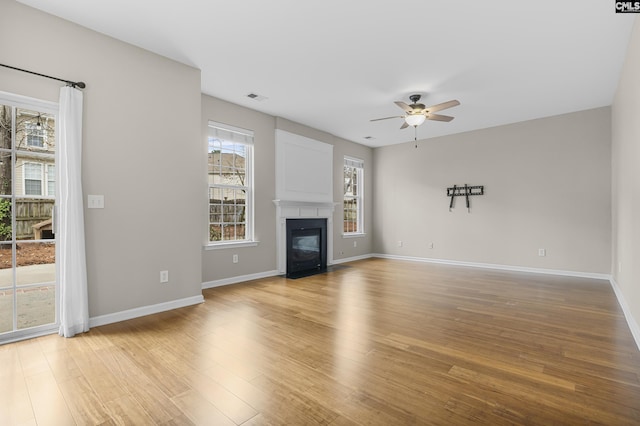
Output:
[405,114,426,127]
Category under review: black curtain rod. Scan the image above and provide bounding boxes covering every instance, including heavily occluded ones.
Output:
[0,63,86,89]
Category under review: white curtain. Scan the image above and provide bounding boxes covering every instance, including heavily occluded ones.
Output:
[58,86,89,338]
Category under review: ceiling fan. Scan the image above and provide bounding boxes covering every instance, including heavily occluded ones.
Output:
[371,94,460,129]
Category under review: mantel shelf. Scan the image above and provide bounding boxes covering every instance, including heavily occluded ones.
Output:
[272,200,339,210]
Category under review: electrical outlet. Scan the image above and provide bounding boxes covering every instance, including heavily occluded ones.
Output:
[538,249,546,257]
[398,241,403,247]
[233,254,238,264]
[353,240,357,248]
[160,270,169,283]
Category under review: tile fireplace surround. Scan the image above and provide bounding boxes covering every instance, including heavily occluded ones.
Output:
[273,200,336,275]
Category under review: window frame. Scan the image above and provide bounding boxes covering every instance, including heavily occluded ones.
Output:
[206,121,256,248]
[0,92,60,344]
[343,156,365,236]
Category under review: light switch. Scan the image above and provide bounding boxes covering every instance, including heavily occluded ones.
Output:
[88,195,104,209]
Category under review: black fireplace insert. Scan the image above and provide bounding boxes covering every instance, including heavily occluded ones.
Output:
[286,218,327,278]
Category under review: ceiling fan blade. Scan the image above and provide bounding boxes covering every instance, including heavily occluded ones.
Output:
[394,101,413,113]
[426,113,455,122]
[400,121,409,129]
[370,115,403,122]
[425,100,460,113]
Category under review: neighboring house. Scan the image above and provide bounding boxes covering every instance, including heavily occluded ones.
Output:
[0,108,55,240]
[14,112,56,197]
[207,150,245,189]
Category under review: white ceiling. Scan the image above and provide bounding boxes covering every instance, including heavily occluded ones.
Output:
[18,0,636,147]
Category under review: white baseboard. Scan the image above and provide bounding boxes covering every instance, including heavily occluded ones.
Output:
[609,277,640,351]
[372,253,611,280]
[330,254,374,265]
[202,270,280,289]
[89,295,205,328]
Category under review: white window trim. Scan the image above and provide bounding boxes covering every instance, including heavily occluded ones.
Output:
[206,121,256,247]
[342,232,366,238]
[204,240,260,250]
[343,156,364,236]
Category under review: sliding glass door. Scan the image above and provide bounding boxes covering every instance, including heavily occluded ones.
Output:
[0,93,58,343]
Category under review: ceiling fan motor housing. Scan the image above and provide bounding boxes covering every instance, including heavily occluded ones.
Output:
[409,94,425,112]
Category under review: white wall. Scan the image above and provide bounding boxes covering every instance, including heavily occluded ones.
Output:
[612,17,640,339]
[1,0,204,318]
[275,129,333,203]
[275,118,374,263]
[373,108,612,275]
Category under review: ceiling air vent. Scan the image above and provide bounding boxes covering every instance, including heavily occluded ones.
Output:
[246,93,268,102]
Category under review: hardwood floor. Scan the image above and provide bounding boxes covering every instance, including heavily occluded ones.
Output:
[1,258,640,425]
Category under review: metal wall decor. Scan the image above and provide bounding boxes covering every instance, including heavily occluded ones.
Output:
[447,184,484,212]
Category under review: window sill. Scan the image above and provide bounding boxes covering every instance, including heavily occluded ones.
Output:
[342,233,366,238]
[204,241,259,250]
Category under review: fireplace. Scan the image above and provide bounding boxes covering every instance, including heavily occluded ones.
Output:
[286,218,327,278]
[273,200,335,276]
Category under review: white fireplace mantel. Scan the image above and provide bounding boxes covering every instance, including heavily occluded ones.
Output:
[273,199,338,274]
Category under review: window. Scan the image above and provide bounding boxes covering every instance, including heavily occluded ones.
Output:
[343,156,364,234]
[26,121,45,148]
[208,122,253,244]
[0,98,58,344]
[24,162,43,195]
[47,164,55,196]
[23,162,55,196]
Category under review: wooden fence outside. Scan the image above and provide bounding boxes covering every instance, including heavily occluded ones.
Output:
[15,199,53,240]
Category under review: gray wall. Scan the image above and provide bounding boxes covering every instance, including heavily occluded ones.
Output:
[201,95,278,281]
[201,100,374,283]
[373,108,612,274]
[612,18,640,332]
[1,0,203,317]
